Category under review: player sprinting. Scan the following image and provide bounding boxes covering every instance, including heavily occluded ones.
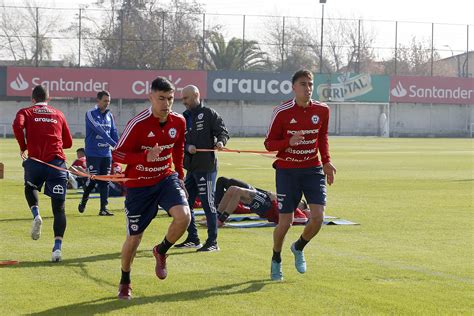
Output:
[112,77,190,300]
[12,85,73,262]
[264,69,336,281]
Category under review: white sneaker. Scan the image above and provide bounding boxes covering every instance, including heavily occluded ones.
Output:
[51,249,62,262]
[31,215,43,240]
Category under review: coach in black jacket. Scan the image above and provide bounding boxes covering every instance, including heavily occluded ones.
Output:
[174,85,229,252]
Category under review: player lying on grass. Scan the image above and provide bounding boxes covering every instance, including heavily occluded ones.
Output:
[215,177,309,226]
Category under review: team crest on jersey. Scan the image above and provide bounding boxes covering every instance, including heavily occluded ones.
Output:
[311,115,320,124]
[197,113,204,120]
[168,128,177,138]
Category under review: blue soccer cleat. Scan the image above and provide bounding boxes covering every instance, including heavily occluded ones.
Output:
[271,260,283,281]
[290,242,306,274]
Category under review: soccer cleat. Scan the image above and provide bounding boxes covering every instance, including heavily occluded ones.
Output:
[271,260,283,281]
[99,209,114,216]
[31,215,43,240]
[174,239,202,249]
[51,249,62,262]
[196,240,219,252]
[153,246,168,280]
[117,283,132,300]
[78,201,86,213]
[290,242,307,274]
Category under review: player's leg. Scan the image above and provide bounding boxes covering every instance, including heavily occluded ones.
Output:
[119,233,143,300]
[175,172,201,248]
[153,173,190,279]
[23,158,45,240]
[44,159,68,262]
[98,157,112,216]
[214,176,229,207]
[195,171,219,252]
[217,186,254,222]
[79,156,98,213]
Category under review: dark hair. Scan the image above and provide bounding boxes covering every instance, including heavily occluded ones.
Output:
[151,76,175,92]
[76,148,85,154]
[32,85,48,102]
[97,90,110,100]
[291,69,313,85]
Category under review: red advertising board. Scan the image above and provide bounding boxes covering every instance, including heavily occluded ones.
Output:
[6,67,207,99]
[390,76,474,105]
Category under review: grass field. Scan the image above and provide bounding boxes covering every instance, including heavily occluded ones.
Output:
[0,137,472,315]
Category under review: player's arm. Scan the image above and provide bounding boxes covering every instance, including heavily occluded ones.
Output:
[85,110,117,147]
[172,118,185,180]
[318,107,336,185]
[12,110,27,156]
[211,110,229,149]
[264,111,291,151]
[112,123,149,165]
[110,113,119,145]
[61,114,73,150]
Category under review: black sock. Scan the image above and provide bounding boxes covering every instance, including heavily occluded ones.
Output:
[120,269,131,284]
[272,250,281,263]
[217,212,230,222]
[294,235,309,251]
[157,237,173,255]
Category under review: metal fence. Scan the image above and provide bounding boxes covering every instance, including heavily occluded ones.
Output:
[0,5,472,77]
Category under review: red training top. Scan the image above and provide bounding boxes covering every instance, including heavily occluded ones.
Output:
[12,102,72,162]
[112,108,185,188]
[72,157,86,169]
[264,99,330,169]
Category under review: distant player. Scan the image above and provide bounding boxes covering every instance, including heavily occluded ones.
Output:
[264,69,336,281]
[112,77,190,300]
[12,85,73,262]
[79,90,119,216]
[215,177,309,225]
[67,148,87,189]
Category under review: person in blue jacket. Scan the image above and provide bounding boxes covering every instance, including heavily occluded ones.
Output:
[78,90,119,216]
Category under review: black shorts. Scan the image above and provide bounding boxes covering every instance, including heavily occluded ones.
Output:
[23,158,68,201]
[275,166,326,213]
[124,173,188,235]
[249,190,273,217]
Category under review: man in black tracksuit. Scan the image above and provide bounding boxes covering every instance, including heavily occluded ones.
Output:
[174,85,229,252]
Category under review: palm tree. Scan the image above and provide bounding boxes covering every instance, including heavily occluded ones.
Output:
[201,31,270,71]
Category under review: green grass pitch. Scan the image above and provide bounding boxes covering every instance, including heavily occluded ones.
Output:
[0,137,472,315]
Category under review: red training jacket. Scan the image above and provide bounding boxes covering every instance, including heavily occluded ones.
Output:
[264,99,330,169]
[112,108,185,188]
[12,102,72,162]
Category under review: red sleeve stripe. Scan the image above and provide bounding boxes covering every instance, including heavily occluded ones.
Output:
[116,108,151,149]
[265,99,295,137]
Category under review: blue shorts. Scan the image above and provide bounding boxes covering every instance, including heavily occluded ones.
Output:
[249,189,273,217]
[23,158,68,201]
[275,166,326,213]
[124,173,188,235]
[86,156,111,176]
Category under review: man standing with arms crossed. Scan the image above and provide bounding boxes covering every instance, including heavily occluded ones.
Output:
[112,77,190,300]
[264,69,337,281]
[79,90,119,216]
[174,85,229,252]
[12,85,73,262]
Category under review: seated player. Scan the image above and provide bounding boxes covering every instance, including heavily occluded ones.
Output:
[108,160,126,197]
[67,148,87,189]
[215,177,309,226]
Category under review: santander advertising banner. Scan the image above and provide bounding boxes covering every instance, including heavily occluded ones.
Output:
[390,76,474,105]
[6,67,207,99]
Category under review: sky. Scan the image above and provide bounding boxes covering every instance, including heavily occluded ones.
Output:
[3,0,472,24]
[2,0,472,59]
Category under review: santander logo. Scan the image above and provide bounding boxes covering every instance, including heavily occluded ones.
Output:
[391,81,407,97]
[10,73,29,91]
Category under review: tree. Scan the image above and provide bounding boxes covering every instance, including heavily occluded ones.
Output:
[200,31,270,71]
[83,0,204,69]
[0,1,58,65]
[383,36,441,75]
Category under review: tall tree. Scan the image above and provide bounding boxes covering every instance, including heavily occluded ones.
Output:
[83,0,203,69]
[0,1,58,65]
[201,31,270,71]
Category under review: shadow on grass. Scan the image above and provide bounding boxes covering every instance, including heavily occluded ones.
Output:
[0,212,125,223]
[30,279,271,315]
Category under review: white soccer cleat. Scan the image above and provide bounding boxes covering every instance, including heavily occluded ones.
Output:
[51,249,62,262]
[31,215,43,240]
